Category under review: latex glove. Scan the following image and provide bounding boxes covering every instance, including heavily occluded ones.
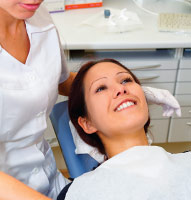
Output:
[142,86,181,117]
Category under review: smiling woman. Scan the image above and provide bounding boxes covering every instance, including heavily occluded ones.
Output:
[69,59,150,157]
[57,59,191,200]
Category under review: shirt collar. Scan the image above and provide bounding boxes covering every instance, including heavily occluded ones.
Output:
[25,4,55,34]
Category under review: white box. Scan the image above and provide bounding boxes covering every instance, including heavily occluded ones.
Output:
[43,0,65,13]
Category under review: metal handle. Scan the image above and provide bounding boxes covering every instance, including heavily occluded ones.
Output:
[186,122,191,126]
[138,75,160,80]
[131,64,161,70]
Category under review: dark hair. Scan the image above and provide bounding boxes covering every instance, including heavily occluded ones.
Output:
[68,59,150,155]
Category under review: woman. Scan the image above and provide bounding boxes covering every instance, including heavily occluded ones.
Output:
[0,1,75,199]
[57,59,191,199]
[0,59,186,200]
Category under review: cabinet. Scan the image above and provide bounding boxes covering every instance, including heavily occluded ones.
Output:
[45,0,191,145]
[168,49,191,142]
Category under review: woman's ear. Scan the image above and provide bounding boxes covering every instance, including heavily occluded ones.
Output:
[78,117,97,134]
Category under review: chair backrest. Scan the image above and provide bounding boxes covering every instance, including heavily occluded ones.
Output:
[50,101,99,179]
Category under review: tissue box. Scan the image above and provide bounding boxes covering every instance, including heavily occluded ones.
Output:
[43,0,65,13]
[65,0,102,10]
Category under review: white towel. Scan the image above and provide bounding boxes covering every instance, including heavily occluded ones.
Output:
[69,121,105,163]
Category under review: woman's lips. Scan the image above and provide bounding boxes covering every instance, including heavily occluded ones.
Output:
[19,3,40,11]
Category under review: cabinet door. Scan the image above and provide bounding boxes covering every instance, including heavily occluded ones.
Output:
[133,70,176,83]
[150,119,169,143]
[148,105,169,120]
[168,118,191,142]
[127,59,178,70]
[175,83,191,95]
[171,106,191,119]
[175,95,191,106]
[177,69,191,82]
[179,58,191,69]
[142,83,174,93]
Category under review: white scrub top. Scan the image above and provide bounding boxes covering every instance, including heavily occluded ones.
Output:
[0,5,69,199]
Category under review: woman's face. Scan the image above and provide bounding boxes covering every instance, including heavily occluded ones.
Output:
[79,62,149,141]
[0,0,43,19]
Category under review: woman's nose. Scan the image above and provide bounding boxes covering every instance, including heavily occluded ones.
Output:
[113,84,128,98]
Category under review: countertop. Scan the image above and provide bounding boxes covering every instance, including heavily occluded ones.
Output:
[50,0,191,50]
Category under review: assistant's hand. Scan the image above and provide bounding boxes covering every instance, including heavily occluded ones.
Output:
[142,86,181,117]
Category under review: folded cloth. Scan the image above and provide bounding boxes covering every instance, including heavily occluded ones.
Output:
[69,86,181,162]
[142,86,181,117]
[69,121,105,163]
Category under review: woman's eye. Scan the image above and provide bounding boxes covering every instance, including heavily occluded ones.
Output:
[96,86,106,93]
[121,77,133,84]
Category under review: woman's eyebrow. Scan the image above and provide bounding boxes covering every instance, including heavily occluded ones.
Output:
[116,71,130,76]
[89,77,107,91]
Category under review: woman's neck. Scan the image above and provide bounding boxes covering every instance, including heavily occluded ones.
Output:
[0,8,29,64]
[0,8,24,39]
[103,129,149,159]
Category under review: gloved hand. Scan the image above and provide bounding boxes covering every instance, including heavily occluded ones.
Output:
[142,86,181,117]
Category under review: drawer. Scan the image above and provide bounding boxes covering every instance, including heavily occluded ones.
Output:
[149,105,168,120]
[172,106,191,119]
[179,58,191,69]
[68,61,178,72]
[142,83,174,93]
[126,59,178,70]
[177,69,191,82]
[168,118,191,142]
[69,50,178,69]
[149,106,191,120]
[175,83,191,95]
[150,119,170,143]
[67,49,178,72]
[133,70,177,83]
[175,95,191,106]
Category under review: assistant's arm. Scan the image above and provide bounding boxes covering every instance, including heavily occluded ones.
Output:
[0,171,51,200]
[58,72,76,96]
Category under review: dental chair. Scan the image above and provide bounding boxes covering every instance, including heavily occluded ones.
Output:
[50,101,99,179]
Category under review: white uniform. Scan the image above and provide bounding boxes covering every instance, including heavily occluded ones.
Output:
[0,5,69,199]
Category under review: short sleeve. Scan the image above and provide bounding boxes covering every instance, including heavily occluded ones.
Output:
[59,46,70,84]
[56,29,70,84]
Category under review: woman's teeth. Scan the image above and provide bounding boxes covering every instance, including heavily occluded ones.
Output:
[117,101,135,111]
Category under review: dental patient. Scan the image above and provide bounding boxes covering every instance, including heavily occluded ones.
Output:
[58,58,191,200]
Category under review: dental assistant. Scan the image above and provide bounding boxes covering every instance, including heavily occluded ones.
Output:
[0,0,75,199]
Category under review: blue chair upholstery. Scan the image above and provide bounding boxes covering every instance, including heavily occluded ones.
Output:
[50,101,99,179]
